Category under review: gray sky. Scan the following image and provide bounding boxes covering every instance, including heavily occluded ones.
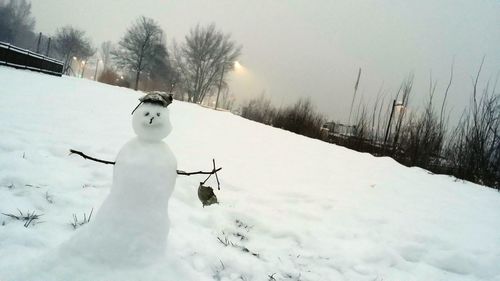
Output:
[31,0,500,123]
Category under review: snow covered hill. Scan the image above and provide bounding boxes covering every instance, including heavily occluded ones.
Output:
[0,66,499,281]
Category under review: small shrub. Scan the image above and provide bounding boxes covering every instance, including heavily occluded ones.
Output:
[240,94,276,125]
[273,98,325,139]
[70,208,93,229]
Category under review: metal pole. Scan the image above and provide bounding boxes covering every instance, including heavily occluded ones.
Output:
[383,100,396,147]
[214,62,226,110]
[36,32,42,53]
[45,38,51,56]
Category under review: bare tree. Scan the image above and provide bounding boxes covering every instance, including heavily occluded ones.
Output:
[112,16,167,90]
[220,88,235,110]
[348,68,362,125]
[446,58,500,188]
[0,0,35,48]
[172,23,241,103]
[391,74,413,153]
[399,75,446,167]
[53,26,95,74]
[99,41,113,71]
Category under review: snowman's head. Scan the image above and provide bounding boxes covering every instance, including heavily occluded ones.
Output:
[132,102,172,141]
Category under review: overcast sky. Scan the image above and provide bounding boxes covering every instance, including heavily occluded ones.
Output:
[31,0,499,123]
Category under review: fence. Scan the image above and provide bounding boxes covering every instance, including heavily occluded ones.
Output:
[0,41,63,76]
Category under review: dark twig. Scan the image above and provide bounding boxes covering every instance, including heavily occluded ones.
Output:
[202,173,212,185]
[213,159,221,190]
[71,208,94,230]
[217,232,259,258]
[219,259,225,270]
[176,167,222,176]
[45,191,54,204]
[2,209,43,227]
[179,159,222,189]
[69,149,115,165]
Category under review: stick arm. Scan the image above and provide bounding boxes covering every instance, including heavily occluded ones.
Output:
[70,149,221,174]
[69,149,116,165]
[69,149,221,189]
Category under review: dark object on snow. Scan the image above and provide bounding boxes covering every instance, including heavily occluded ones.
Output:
[198,183,218,207]
[132,91,173,115]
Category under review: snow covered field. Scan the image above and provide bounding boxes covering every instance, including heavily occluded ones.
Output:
[0,66,499,281]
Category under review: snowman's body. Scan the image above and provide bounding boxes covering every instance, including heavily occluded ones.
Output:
[62,101,177,264]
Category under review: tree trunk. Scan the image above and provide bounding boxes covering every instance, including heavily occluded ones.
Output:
[135,70,141,90]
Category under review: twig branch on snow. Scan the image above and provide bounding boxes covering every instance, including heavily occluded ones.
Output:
[217,232,259,258]
[45,191,54,204]
[268,273,277,281]
[70,208,94,230]
[2,209,43,227]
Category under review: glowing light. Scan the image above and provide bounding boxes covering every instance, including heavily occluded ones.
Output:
[232,61,246,75]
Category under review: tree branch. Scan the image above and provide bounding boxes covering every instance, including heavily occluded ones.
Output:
[69,149,116,165]
[176,167,222,176]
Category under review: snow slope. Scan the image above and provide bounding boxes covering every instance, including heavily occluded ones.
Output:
[0,66,499,281]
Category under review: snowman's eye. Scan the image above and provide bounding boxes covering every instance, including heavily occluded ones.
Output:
[156,113,161,117]
[144,112,150,117]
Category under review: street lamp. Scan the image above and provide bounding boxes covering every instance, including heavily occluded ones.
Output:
[383,100,405,146]
[215,59,240,110]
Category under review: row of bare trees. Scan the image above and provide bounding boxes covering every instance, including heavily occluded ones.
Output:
[345,61,499,189]
[240,62,499,190]
[445,60,499,187]
[112,19,241,100]
[1,1,242,101]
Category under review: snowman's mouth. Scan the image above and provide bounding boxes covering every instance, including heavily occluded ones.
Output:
[143,122,162,128]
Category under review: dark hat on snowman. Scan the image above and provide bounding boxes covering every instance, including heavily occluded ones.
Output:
[131,91,173,115]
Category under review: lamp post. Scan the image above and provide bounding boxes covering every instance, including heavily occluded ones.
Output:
[383,100,405,146]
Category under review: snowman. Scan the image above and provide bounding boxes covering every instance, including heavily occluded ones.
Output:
[63,92,217,265]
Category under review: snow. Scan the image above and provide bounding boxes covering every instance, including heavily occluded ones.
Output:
[1,66,500,281]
